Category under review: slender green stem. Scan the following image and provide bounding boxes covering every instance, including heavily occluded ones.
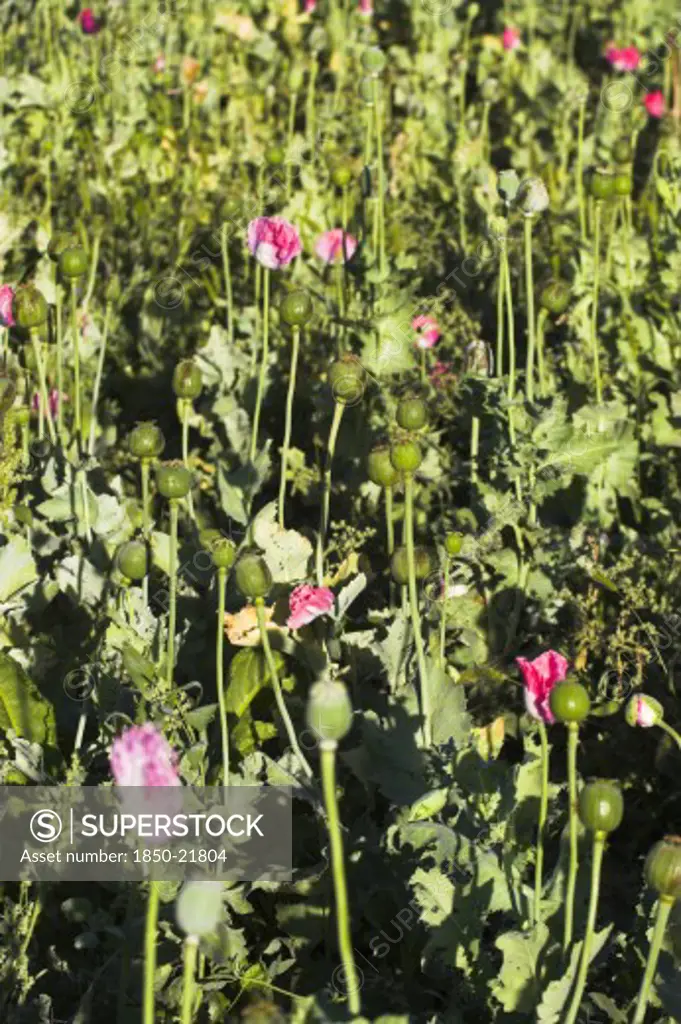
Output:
[88,300,111,456]
[577,98,587,241]
[180,936,198,1024]
[216,567,229,787]
[534,719,550,924]
[221,222,234,344]
[502,243,522,501]
[29,331,56,445]
[250,267,269,462]
[141,460,151,540]
[316,402,344,586]
[439,557,450,666]
[70,280,82,451]
[320,743,361,1016]
[632,897,675,1024]
[83,231,101,311]
[405,473,431,747]
[524,216,536,404]
[56,284,64,440]
[592,201,603,404]
[384,485,395,556]
[255,598,313,780]
[166,500,179,689]
[181,401,195,521]
[496,249,505,377]
[278,325,300,528]
[536,308,548,397]
[470,414,479,487]
[658,719,681,750]
[564,722,580,954]
[143,881,161,1024]
[286,91,298,200]
[372,76,386,279]
[564,834,606,1024]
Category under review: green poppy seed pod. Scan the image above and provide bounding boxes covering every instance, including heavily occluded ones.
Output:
[13,285,48,329]
[518,177,549,216]
[625,693,664,728]
[445,531,464,556]
[155,460,192,500]
[645,837,681,900]
[613,172,632,196]
[331,165,353,189]
[210,536,237,571]
[589,168,615,201]
[612,138,633,164]
[288,64,305,92]
[540,279,571,315]
[390,545,433,585]
[15,407,31,427]
[128,422,165,460]
[361,47,386,75]
[396,396,428,431]
[367,443,400,488]
[265,145,286,167]
[390,435,422,473]
[578,779,624,835]
[307,678,354,746]
[116,540,148,582]
[328,354,365,405]
[234,549,272,599]
[549,678,591,723]
[172,360,202,401]
[59,246,89,279]
[280,290,313,327]
[358,78,375,106]
[175,881,224,937]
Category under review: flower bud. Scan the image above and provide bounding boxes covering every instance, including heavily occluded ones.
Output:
[645,836,681,900]
[175,881,224,937]
[578,779,624,835]
[234,549,272,599]
[464,339,494,377]
[307,678,353,745]
[625,693,663,728]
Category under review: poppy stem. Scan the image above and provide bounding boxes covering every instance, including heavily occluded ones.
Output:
[534,719,550,924]
[316,401,344,586]
[564,833,606,1024]
[278,325,300,529]
[632,897,675,1024]
[216,566,229,788]
[250,266,270,462]
[405,472,431,747]
[564,722,580,953]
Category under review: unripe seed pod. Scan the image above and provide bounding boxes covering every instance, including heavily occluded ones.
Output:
[361,47,387,75]
[280,290,313,327]
[445,531,464,556]
[549,679,591,723]
[612,172,632,196]
[578,778,624,834]
[328,354,365,405]
[391,545,433,584]
[128,422,165,460]
[589,168,615,200]
[59,247,89,279]
[540,279,571,315]
[210,536,237,570]
[172,360,202,401]
[13,285,48,329]
[175,881,224,937]
[307,677,353,744]
[645,836,681,900]
[331,165,353,189]
[390,435,422,473]
[116,540,148,582]
[396,395,428,431]
[367,443,400,488]
[234,550,272,599]
[265,145,285,167]
[612,138,633,164]
[155,460,192,500]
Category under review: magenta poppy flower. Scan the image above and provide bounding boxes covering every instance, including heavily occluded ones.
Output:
[287,584,335,630]
[0,285,15,328]
[502,27,521,52]
[110,723,181,788]
[516,650,569,724]
[412,315,440,350]
[644,90,665,118]
[304,0,316,10]
[358,0,373,14]
[77,8,100,34]
[247,217,302,270]
[315,229,358,265]
[32,388,67,419]
[605,44,641,72]
[153,54,166,74]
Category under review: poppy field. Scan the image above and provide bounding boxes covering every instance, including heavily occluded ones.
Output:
[3,0,681,1021]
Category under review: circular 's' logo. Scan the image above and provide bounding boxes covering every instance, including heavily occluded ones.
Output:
[30,809,63,843]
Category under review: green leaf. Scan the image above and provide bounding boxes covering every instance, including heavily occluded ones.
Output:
[252,501,313,583]
[226,647,286,717]
[429,662,471,747]
[0,652,57,748]
[122,645,156,696]
[536,926,611,1022]
[492,923,550,1012]
[0,537,37,602]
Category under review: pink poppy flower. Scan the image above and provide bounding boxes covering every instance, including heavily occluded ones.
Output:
[502,27,521,52]
[0,285,15,328]
[644,90,666,118]
[287,584,335,630]
[247,217,302,270]
[605,44,641,72]
[412,315,441,349]
[516,650,569,725]
[32,388,68,419]
[358,0,373,14]
[153,54,166,74]
[110,723,181,788]
[77,8,100,35]
[304,0,316,10]
[315,229,358,265]
[629,695,658,727]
